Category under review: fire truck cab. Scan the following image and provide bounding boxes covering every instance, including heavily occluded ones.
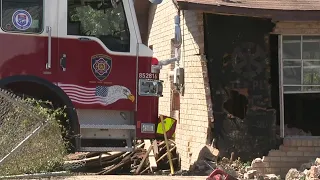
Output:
[0,0,181,152]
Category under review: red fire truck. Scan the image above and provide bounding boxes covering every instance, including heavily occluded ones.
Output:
[0,0,181,152]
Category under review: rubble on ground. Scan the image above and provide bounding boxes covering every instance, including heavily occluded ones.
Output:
[64,137,320,180]
[285,158,320,180]
[190,126,315,180]
[193,154,281,180]
[191,146,258,179]
[63,140,178,175]
[190,145,283,179]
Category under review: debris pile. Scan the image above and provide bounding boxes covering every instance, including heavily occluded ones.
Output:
[191,147,281,180]
[285,158,320,180]
[63,140,178,175]
[216,157,247,179]
[191,147,249,179]
[194,156,281,179]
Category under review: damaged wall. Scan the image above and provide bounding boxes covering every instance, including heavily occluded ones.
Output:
[148,1,213,170]
[204,14,280,161]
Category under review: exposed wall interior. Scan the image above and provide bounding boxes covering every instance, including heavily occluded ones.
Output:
[204,13,281,161]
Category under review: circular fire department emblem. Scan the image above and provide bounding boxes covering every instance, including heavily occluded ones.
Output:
[12,10,32,31]
[91,55,112,81]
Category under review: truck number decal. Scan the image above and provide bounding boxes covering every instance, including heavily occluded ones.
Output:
[139,73,158,79]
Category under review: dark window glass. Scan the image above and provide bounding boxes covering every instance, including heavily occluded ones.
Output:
[1,0,43,33]
[67,0,130,52]
[283,67,301,85]
[283,42,301,59]
[303,42,320,59]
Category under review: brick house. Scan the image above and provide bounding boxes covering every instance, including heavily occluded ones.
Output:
[135,0,320,176]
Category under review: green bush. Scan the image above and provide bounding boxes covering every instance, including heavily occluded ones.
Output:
[0,98,68,176]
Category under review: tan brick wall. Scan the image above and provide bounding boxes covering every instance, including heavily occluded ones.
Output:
[274,21,320,34]
[251,137,320,177]
[148,3,213,170]
[148,1,177,117]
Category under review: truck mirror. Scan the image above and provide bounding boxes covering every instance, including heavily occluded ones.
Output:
[149,0,163,4]
[174,15,182,47]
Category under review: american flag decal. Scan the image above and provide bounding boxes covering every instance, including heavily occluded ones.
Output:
[57,83,135,106]
[95,86,109,97]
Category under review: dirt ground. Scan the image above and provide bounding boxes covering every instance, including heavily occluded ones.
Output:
[46,175,207,180]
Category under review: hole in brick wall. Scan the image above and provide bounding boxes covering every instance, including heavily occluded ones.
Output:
[223,90,248,119]
[204,14,279,161]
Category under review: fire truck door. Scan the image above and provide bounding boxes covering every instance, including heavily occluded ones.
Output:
[44,0,59,75]
[56,0,138,111]
[0,0,58,80]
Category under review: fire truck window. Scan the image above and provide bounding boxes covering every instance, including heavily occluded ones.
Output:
[1,0,43,33]
[68,0,130,52]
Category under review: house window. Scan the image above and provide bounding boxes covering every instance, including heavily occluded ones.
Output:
[1,0,43,33]
[67,0,130,52]
[282,35,320,93]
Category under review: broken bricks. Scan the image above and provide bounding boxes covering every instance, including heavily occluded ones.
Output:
[244,170,257,179]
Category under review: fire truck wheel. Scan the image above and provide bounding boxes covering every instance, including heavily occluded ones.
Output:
[0,76,79,153]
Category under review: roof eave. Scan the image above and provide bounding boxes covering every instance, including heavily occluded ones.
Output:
[177,1,320,21]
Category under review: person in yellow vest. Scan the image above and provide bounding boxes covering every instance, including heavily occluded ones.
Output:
[156,115,177,139]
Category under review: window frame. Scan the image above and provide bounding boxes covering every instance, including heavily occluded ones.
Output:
[282,35,320,93]
[66,0,131,53]
[0,0,44,34]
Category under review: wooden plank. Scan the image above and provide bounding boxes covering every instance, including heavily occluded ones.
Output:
[145,140,157,169]
[156,146,176,163]
[64,151,123,164]
[141,144,177,174]
[152,140,159,157]
[144,139,151,150]
[135,144,153,174]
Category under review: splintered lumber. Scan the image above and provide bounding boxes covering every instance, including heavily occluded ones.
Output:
[95,143,146,175]
[140,144,177,174]
[135,145,153,174]
[153,140,159,157]
[168,139,176,145]
[86,152,103,159]
[97,151,135,175]
[64,152,125,171]
[64,142,150,174]
[156,145,176,163]
[65,152,124,165]
[144,140,157,170]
